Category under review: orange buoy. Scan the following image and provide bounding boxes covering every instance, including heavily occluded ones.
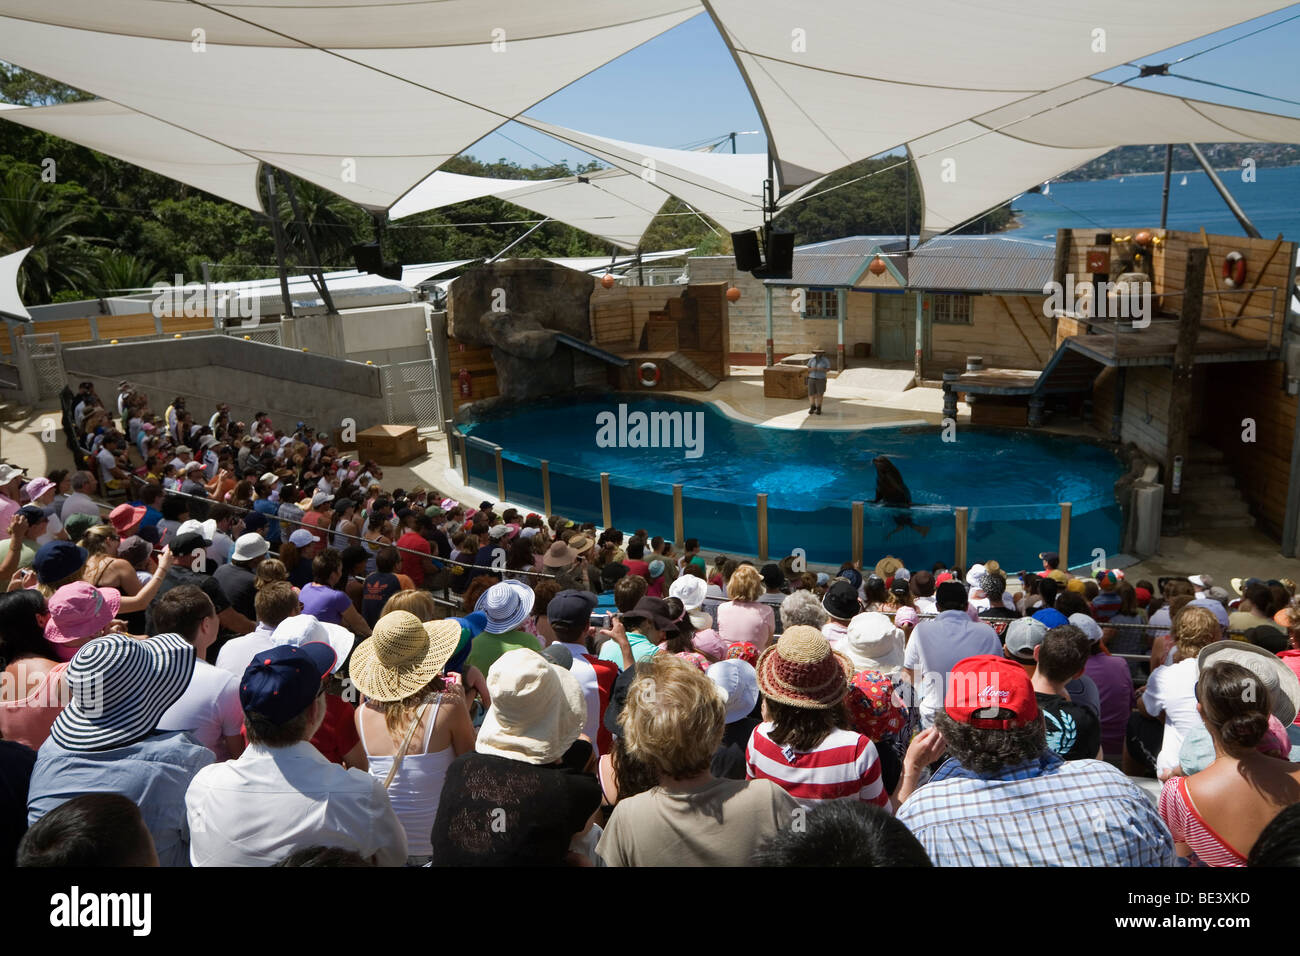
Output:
[1134,229,1153,247]
[601,273,616,289]
[726,286,741,303]
[869,257,887,276]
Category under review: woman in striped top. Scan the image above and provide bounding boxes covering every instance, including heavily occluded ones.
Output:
[745,625,892,811]
[1159,656,1300,866]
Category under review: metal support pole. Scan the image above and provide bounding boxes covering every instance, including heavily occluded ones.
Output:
[673,484,684,548]
[914,293,925,384]
[600,473,612,529]
[836,287,847,371]
[494,445,505,501]
[954,506,968,570]
[757,493,768,562]
[765,284,774,367]
[1058,502,1072,570]
[263,167,294,321]
[457,434,469,486]
[1159,145,1173,229]
[541,460,552,517]
[445,419,456,467]
[1186,143,1262,239]
[851,500,864,569]
[281,171,338,315]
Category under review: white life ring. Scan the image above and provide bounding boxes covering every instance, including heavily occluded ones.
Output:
[638,362,661,388]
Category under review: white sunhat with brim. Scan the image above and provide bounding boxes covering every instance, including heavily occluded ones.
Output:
[475,579,535,634]
[476,648,585,765]
[669,575,707,611]
[843,611,906,674]
[1198,640,1300,727]
[178,518,218,542]
[231,532,269,562]
[50,632,195,751]
[270,614,354,673]
[0,464,22,484]
[708,658,760,724]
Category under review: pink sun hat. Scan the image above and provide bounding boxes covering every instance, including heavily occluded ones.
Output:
[45,582,122,662]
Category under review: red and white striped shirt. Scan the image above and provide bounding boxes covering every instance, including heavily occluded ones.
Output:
[745,723,891,811]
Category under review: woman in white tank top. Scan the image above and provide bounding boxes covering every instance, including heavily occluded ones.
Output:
[347,612,476,866]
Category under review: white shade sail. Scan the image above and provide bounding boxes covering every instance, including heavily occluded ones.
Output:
[392,167,670,250]
[911,80,1300,236]
[0,247,33,322]
[704,0,1299,186]
[0,101,263,210]
[0,1,698,208]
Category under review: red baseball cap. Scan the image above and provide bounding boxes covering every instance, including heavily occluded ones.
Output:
[944,655,1038,729]
[935,572,954,585]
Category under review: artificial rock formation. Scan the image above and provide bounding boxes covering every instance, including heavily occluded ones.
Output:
[448,258,596,402]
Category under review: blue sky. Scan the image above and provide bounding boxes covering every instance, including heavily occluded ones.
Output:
[467,5,1300,170]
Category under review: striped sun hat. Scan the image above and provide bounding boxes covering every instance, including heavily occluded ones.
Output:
[475,579,535,634]
[50,633,195,751]
[756,625,853,710]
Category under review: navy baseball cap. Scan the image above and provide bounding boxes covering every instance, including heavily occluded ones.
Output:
[547,590,599,630]
[17,505,47,524]
[240,642,336,725]
[241,511,268,532]
[32,540,89,585]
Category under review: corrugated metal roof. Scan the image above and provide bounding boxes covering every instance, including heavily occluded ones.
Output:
[766,233,1054,293]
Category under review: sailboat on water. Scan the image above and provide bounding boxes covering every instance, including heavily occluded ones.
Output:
[1042,181,1050,195]
[1180,175,1188,186]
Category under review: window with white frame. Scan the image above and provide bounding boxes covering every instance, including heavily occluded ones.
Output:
[801,288,839,320]
[931,293,973,324]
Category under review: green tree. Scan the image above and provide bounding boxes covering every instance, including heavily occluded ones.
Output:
[96,250,164,296]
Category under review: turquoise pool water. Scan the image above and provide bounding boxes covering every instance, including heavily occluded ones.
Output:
[459,394,1124,571]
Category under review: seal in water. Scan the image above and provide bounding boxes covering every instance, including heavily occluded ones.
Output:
[871,455,930,539]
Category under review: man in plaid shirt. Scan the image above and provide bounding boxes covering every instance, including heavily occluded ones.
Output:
[897,655,1173,866]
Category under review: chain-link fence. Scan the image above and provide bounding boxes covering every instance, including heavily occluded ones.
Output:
[381,359,443,432]
[20,332,66,400]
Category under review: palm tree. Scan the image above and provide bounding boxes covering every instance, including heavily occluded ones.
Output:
[0,167,100,302]
[96,250,164,296]
[272,175,368,266]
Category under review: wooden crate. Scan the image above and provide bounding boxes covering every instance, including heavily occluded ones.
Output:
[764,364,808,399]
[356,424,424,465]
[645,315,679,351]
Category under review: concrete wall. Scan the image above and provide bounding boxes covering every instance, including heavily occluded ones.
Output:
[340,303,431,367]
[62,336,386,435]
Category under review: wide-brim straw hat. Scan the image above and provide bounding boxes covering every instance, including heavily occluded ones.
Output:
[476,648,585,764]
[476,579,535,634]
[50,632,195,751]
[348,612,462,702]
[542,540,579,568]
[756,625,853,709]
[1198,640,1300,727]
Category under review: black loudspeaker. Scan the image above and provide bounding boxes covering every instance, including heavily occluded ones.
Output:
[761,231,794,279]
[351,242,403,281]
[732,230,763,272]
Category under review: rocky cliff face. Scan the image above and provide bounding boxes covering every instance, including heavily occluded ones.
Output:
[449,259,596,402]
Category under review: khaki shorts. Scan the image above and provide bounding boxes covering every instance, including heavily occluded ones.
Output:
[807,377,827,396]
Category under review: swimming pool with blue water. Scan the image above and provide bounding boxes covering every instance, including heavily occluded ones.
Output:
[459,394,1125,571]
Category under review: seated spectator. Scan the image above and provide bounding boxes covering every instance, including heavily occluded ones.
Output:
[1127,606,1221,778]
[27,634,213,866]
[884,577,919,639]
[214,580,297,676]
[350,613,475,865]
[902,580,1001,728]
[1248,803,1300,867]
[746,626,898,809]
[779,588,829,633]
[820,579,861,648]
[707,659,761,780]
[1078,613,1135,764]
[753,801,932,867]
[1160,643,1300,866]
[716,564,776,651]
[896,655,1173,866]
[597,654,797,866]
[185,642,405,866]
[361,547,405,628]
[669,575,725,662]
[213,532,268,622]
[152,586,246,761]
[842,611,905,677]
[44,581,124,662]
[0,506,47,569]
[0,737,35,866]
[299,550,371,636]
[0,590,68,750]
[597,596,672,671]
[468,579,542,674]
[17,793,157,867]
[1031,625,1102,761]
[430,648,599,865]
[546,590,619,754]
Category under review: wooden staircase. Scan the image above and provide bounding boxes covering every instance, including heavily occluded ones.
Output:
[1176,441,1256,531]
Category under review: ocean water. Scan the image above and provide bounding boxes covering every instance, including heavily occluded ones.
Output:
[1006,163,1300,243]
